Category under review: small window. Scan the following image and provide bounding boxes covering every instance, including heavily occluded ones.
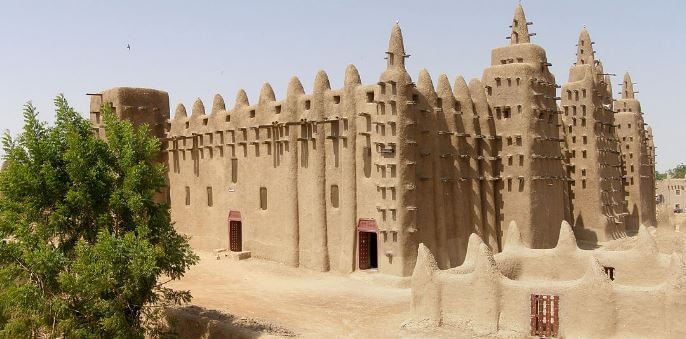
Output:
[331,185,339,208]
[436,98,442,108]
[207,187,213,207]
[582,89,587,98]
[583,136,587,144]
[333,95,341,104]
[503,107,511,119]
[275,105,282,114]
[412,94,419,102]
[185,186,191,205]
[366,91,375,103]
[225,115,231,122]
[305,100,311,110]
[203,118,208,125]
[249,110,256,118]
[495,78,502,87]
[582,150,587,158]
[231,158,238,183]
[603,266,615,280]
[260,187,268,210]
[676,189,681,196]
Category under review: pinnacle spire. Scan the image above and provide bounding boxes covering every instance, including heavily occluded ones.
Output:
[622,72,635,99]
[386,23,406,68]
[510,4,531,44]
[576,27,595,65]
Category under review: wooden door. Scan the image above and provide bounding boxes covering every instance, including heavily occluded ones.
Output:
[230,221,242,252]
[530,294,559,337]
[358,232,370,270]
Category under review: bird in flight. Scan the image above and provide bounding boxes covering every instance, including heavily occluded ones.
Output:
[126,43,131,51]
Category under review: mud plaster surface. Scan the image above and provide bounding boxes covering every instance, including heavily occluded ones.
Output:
[166,225,683,338]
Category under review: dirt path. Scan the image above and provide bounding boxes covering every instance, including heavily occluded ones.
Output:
[167,252,412,338]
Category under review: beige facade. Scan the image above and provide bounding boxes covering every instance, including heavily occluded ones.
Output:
[410,222,686,337]
[560,29,628,242]
[656,178,686,211]
[615,73,657,231]
[89,4,657,277]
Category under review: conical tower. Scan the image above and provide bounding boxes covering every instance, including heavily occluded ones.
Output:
[366,23,419,276]
[614,73,657,230]
[561,27,628,242]
[481,4,566,248]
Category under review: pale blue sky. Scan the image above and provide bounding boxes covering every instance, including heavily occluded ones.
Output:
[0,1,683,171]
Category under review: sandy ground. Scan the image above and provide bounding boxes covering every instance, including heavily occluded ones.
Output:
[165,221,684,338]
[166,252,413,338]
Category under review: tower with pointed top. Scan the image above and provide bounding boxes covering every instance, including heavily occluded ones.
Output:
[560,28,628,242]
[370,23,421,275]
[88,4,658,277]
[481,4,567,248]
[614,73,657,230]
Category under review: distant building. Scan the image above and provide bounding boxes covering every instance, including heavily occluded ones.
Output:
[89,4,656,276]
[656,178,686,212]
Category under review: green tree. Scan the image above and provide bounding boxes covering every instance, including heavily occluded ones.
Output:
[656,170,668,181]
[0,96,198,338]
[669,164,686,179]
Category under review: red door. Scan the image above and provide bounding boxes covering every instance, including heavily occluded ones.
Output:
[230,220,242,252]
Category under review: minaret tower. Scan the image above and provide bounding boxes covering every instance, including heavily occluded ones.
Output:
[481,4,567,248]
[371,24,419,275]
[614,73,657,230]
[560,28,628,242]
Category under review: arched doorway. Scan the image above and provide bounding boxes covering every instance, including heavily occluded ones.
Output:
[357,218,378,270]
[228,210,242,252]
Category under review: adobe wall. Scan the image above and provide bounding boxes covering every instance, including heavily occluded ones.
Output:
[410,222,686,338]
[560,29,628,242]
[657,178,686,211]
[481,5,566,249]
[614,73,656,230]
[89,4,659,278]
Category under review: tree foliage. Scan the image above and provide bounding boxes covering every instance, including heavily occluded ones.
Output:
[0,96,198,338]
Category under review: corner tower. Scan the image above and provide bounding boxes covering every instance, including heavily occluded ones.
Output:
[560,28,628,242]
[481,4,567,248]
[371,24,419,275]
[614,73,657,230]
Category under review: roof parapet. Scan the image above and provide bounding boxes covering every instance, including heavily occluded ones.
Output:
[211,94,225,114]
[191,98,205,117]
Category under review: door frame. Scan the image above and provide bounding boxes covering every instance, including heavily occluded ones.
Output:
[357,218,378,270]
[228,210,242,252]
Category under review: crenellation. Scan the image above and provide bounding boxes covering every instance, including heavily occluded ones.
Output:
[89,4,657,279]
